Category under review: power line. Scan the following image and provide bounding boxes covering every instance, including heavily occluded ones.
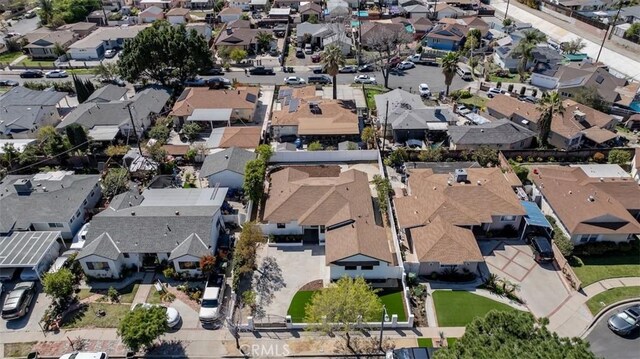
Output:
[6,140,91,174]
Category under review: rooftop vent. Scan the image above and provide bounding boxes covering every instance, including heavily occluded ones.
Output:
[175,211,180,215]
[588,195,595,202]
[13,179,32,195]
[131,211,135,216]
[454,169,467,183]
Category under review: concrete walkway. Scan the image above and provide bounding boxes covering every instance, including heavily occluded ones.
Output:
[129,272,156,308]
[548,277,640,338]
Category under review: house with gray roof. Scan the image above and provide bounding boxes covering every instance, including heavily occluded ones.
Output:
[296,22,349,53]
[85,85,128,103]
[57,87,170,142]
[77,187,227,278]
[448,119,536,150]
[200,147,256,189]
[0,171,101,239]
[0,87,68,139]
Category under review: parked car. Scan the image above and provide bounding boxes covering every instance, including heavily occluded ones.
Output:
[608,305,640,336]
[0,79,18,86]
[269,47,279,56]
[284,76,306,85]
[49,250,78,274]
[199,67,224,75]
[304,44,313,54]
[0,268,17,282]
[295,47,305,58]
[249,66,274,75]
[58,352,109,359]
[455,104,472,116]
[311,53,322,63]
[307,75,332,84]
[396,61,415,70]
[199,274,225,325]
[311,66,326,74]
[206,76,231,89]
[45,70,68,78]
[358,63,375,72]
[339,65,358,73]
[20,268,43,281]
[529,236,554,262]
[25,10,37,18]
[184,76,207,87]
[522,95,538,104]
[132,303,181,328]
[354,74,377,84]
[418,83,431,97]
[104,49,117,58]
[19,70,44,78]
[100,77,126,87]
[1,281,36,320]
[486,87,505,98]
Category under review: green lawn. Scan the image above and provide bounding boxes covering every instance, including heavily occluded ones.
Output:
[379,290,407,322]
[447,338,457,347]
[18,57,56,67]
[489,74,521,83]
[68,68,96,75]
[458,95,487,109]
[147,287,163,304]
[77,289,97,301]
[572,255,640,287]
[62,303,130,329]
[118,282,140,303]
[363,85,387,110]
[433,291,517,327]
[0,51,23,63]
[417,338,433,348]
[586,286,640,315]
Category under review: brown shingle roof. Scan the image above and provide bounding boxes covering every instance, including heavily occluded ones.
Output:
[162,144,190,156]
[218,126,261,148]
[166,7,190,16]
[581,127,617,144]
[426,23,467,41]
[170,87,259,117]
[219,7,243,15]
[409,216,484,264]
[531,166,640,235]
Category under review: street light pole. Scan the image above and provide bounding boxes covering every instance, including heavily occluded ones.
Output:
[378,305,388,352]
[504,0,511,21]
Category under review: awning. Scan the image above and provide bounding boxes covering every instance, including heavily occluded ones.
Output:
[188,108,233,122]
[465,113,490,125]
[205,128,225,148]
[0,231,61,268]
[88,126,120,141]
[426,122,448,131]
[521,201,551,228]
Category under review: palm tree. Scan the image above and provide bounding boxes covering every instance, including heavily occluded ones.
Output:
[536,91,564,147]
[512,40,535,78]
[522,29,547,45]
[321,45,345,100]
[441,51,459,97]
[562,38,586,54]
[361,127,376,149]
[255,31,274,54]
[39,0,54,26]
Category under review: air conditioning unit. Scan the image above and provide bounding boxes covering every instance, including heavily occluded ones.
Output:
[454,169,467,183]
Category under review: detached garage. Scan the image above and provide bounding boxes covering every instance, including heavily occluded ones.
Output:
[199,147,256,189]
[0,231,63,281]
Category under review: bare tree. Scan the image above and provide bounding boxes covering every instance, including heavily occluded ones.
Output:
[364,27,412,89]
[253,256,285,319]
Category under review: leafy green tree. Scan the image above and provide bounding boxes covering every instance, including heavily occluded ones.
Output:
[232,222,264,289]
[255,31,274,53]
[18,144,39,166]
[383,147,408,167]
[149,124,171,144]
[181,123,201,142]
[305,277,383,348]
[307,141,323,151]
[608,148,632,165]
[230,48,248,63]
[37,126,68,157]
[94,62,120,81]
[102,167,129,198]
[361,127,376,149]
[561,38,586,54]
[624,22,640,39]
[65,123,89,150]
[72,73,95,103]
[243,159,266,203]
[255,144,273,162]
[307,14,318,24]
[118,305,168,352]
[536,91,564,147]
[42,267,75,303]
[118,21,213,86]
[441,52,459,96]
[574,86,607,112]
[472,146,498,167]
[373,175,392,217]
[464,28,482,54]
[53,42,66,57]
[1,143,18,167]
[434,311,595,359]
[321,45,345,100]
[512,29,547,78]
[53,0,101,24]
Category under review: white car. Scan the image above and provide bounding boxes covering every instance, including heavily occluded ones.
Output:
[419,83,431,97]
[58,352,108,359]
[354,74,377,84]
[456,104,472,116]
[104,49,117,58]
[486,87,505,98]
[396,61,415,70]
[45,70,68,78]
[132,303,181,328]
[284,76,306,85]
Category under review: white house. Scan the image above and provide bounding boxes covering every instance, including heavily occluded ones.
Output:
[199,147,256,189]
[77,187,228,278]
[138,5,165,23]
[166,7,190,24]
[228,0,250,10]
[67,25,150,60]
[218,7,243,23]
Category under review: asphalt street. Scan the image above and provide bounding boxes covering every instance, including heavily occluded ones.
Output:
[585,303,640,359]
[0,64,470,95]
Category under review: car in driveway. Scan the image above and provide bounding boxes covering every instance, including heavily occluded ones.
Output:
[311,53,322,63]
[486,87,506,98]
[455,104,472,116]
[1,281,36,320]
[339,65,357,73]
[311,66,326,74]
[100,77,126,87]
[249,66,274,75]
[358,63,376,72]
[396,61,415,70]
[419,83,431,97]
[184,76,207,87]
[0,79,19,86]
[354,74,377,84]
[19,70,44,78]
[199,274,225,326]
[104,49,117,58]
[132,303,181,328]
[608,305,640,336]
[528,236,554,263]
[283,76,306,85]
[59,352,109,359]
[45,70,68,78]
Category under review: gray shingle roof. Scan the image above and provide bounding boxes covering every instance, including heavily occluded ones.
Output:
[448,119,535,145]
[1,86,67,106]
[168,233,210,261]
[374,89,426,118]
[199,147,256,178]
[0,87,67,135]
[86,85,128,103]
[391,107,454,130]
[77,232,121,260]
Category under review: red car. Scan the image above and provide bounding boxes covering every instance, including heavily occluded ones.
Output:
[311,53,321,63]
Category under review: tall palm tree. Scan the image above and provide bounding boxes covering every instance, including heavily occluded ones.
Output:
[321,45,345,100]
[255,31,274,54]
[441,51,459,97]
[39,0,54,26]
[522,29,547,45]
[512,29,547,78]
[562,38,586,54]
[536,91,564,147]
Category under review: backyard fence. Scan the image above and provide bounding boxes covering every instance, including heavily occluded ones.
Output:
[539,0,610,31]
[552,242,582,290]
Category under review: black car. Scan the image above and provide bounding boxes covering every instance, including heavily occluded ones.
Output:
[311,66,326,74]
[19,70,44,78]
[199,67,224,75]
[100,78,126,87]
[608,305,640,336]
[249,66,274,75]
[1,281,35,320]
[358,64,375,72]
[307,75,332,84]
[529,236,554,262]
[0,79,19,86]
[206,76,231,89]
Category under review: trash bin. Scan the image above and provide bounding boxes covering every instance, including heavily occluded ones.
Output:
[27,352,38,359]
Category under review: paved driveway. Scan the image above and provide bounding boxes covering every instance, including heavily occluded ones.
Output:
[1,282,51,333]
[257,245,329,317]
[481,240,571,318]
[586,303,640,359]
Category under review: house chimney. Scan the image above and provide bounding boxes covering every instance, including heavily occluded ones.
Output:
[226,27,232,35]
[131,211,135,216]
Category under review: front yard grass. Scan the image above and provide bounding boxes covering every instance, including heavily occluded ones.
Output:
[363,85,387,111]
[417,338,433,347]
[287,290,315,323]
[4,342,36,357]
[0,51,23,63]
[379,290,407,322]
[572,254,640,287]
[62,303,130,329]
[586,286,640,315]
[17,57,56,67]
[118,282,140,303]
[489,73,521,83]
[433,290,517,327]
[457,95,487,109]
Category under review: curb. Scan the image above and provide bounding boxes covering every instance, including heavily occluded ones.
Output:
[580,298,640,338]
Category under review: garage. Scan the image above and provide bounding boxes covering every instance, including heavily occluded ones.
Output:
[0,231,63,281]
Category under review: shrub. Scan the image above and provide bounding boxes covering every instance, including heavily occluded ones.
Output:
[162,267,175,279]
[515,156,523,163]
[536,157,544,162]
[307,141,323,151]
[608,149,631,165]
[593,152,605,163]
[547,156,555,162]
[496,81,502,88]
[107,286,119,303]
[573,240,638,257]
[507,84,514,92]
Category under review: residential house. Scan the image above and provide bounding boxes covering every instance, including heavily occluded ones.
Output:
[424,23,467,51]
[68,25,150,60]
[531,165,640,244]
[326,0,350,20]
[299,2,322,22]
[0,231,63,281]
[632,148,640,183]
[494,45,564,73]
[24,30,77,59]
[180,0,212,9]
[273,0,322,10]
[374,89,454,143]
[296,22,347,51]
[199,147,256,188]
[271,86,361,143]
[431,3,462,19]
[166,7,190,24]
[360,22,406,49]
[139,6,165,23]
[186,23,213,43]
[557,0,606,11]
[214,27,274,51]
[58,22,98,38]
[205,126,262,149]
[219,7,243,23]
[487,95,618,149]
[170,87,260,129]
[250,0,269,10]
[77,187,227,278]
[138,0,179,9]
[0,139,36,153]
[448,119,536,150]
[85,10,108,26]
[85,84,128,103]
[392,17,433,39]
[0,87,67,139]
[228,0,251,10]
[261,166,402,282]
[268,7,292,19]
[402,4,430,18]
[0,171,102,239]
[395,167,525,275]
[57,87,171,142]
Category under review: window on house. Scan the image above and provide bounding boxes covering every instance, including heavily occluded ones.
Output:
[48,222,63,228]
[83,199,88,205]
[87,262,109,270]
[320,225,325,233]
[123,253,130,258]
[277,223,286,229]
[361,265,374,270]
[76,210,81,217]
[178,261,199,270]
[344,265,357,270]
[579,234,599,243]
[500,215,516,222]
[90,190,95,197]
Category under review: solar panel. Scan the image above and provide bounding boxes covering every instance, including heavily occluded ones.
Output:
[278,89,292,99]
[289,99,300,113]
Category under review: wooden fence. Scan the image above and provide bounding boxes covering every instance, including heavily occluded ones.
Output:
[540,0,609,31]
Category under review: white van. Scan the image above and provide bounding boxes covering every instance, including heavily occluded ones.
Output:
[457,62,473,81]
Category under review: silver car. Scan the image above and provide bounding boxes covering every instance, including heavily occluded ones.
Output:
[1,281,36,320]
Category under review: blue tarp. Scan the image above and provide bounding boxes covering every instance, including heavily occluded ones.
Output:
[521,201,552,228]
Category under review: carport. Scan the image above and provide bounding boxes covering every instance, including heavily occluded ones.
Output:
[519,201,553,241]
[0,231,63,280]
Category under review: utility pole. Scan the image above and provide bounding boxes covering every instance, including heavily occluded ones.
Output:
[381,100,389,150]
[608,1,625,40]
[596,26,609,62]
[126,103,144,156]
[504,0,511,21]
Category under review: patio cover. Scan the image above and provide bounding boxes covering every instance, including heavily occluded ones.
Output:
[426,122,448,131]
[0,231,61,268]
[187,108,233,123]
[465,113,490,125]
[521,201,551,228]
[88,126,120,141]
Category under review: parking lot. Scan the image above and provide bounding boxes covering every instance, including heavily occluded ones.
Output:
[586,303,640,359]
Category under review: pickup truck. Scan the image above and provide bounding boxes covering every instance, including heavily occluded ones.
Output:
[199,274,225,325]
[406,53,438,66]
